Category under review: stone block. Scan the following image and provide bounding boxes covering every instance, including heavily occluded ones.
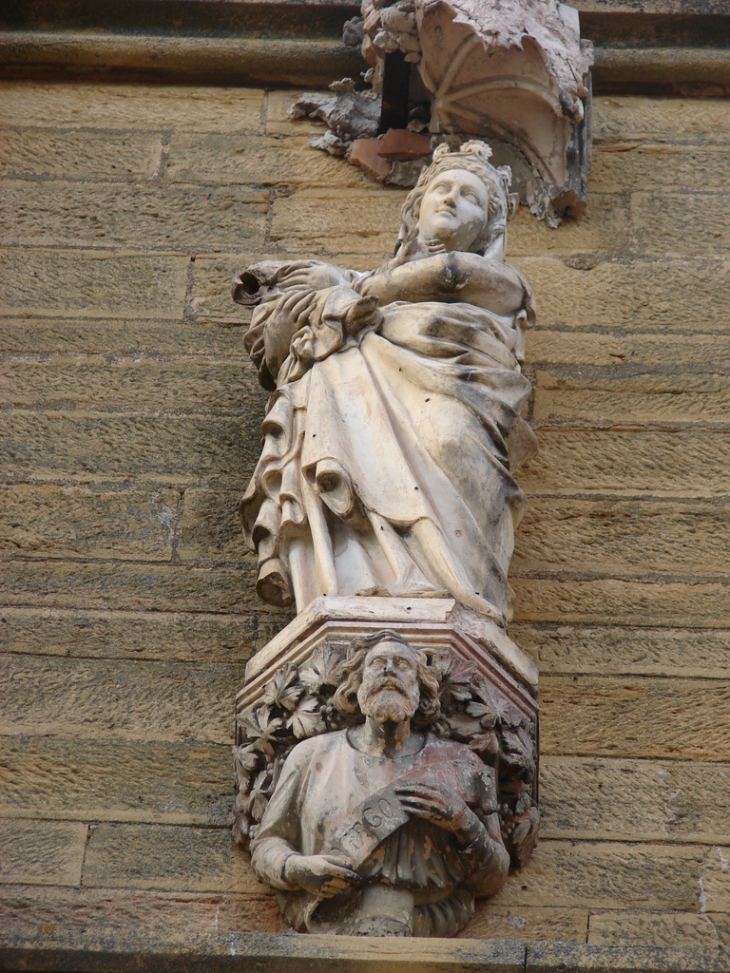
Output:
[0,655,241,744]
[588,910,721,947]
[0,317,247,358]
[0,130,164,180]
[0,413,260,483]
[269,186,405,255]
[493,839,709,911]
[1,357,257,417]
[592,144,730,193]
[0,606,265,663]
[0,82,265,133]
[513,256,730,333]
[540,674,730,761]
[0,560,261,615]
[514,498,730,579]
[178,489,247,566]
[0,485,179,561]
[533,369,730,426]
[509,195,630,258]
[633,193,730,257]
[519,429,730,497]
[593,95,730,143]
[540,755,730,843]
[700,845,730,913]
[526,332,730,369]
[0,737,234,825]
[0,248,189,320]
[0,885,286,945]
[1,181,268,251]
[464,905,588,942]
[0,819,87,887]
[512,578,730,627]
[510,624,730,680]
[82,822,263,894]
[167,134,365,188]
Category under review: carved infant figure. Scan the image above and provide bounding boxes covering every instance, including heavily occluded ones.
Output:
[250,630,510,937]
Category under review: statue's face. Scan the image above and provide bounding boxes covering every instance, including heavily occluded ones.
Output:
[417,168,489,252]
[357,640,421,724]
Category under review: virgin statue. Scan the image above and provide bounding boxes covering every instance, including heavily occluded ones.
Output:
[233,141,537,625]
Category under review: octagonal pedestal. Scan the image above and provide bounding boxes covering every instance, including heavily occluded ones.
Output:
[236,595,538,736]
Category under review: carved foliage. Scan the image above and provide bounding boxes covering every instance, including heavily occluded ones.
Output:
[233,642,539,868]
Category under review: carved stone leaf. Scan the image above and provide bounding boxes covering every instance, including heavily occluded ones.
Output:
[235,791,253,814]
[465,699,497,728]
[287,695,326,739]
[468,728,500,756]
[299,643,345,693]
[500,725,535,772]
[444,711,484,740]
[471,675,517,724]
[262,664,303,712]
[233,744,259,775]
[237,703,284,756]
[250,769,275,822]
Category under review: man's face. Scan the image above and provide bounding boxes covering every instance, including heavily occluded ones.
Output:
[357,640,421,724]
[417,168,489,253]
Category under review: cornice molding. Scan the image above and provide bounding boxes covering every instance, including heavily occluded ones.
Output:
[0,0,729,91]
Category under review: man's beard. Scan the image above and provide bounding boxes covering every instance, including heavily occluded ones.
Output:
[360,686,418,724]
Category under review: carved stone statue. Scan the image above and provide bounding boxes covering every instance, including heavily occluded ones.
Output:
[249,631,509,937]
[234,141,536,626]
[232,139,542,939]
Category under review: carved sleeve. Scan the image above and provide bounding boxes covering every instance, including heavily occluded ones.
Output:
[249,748,308,891]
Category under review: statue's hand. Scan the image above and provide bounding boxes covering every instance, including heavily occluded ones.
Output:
[395,781,481,845]
[277,262,346,293]
[284,853,361,899]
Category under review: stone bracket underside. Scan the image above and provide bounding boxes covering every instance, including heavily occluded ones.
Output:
[1,1,729,94]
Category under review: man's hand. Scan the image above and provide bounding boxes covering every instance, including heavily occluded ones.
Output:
[395,781,482,846]
[283,854,361,898]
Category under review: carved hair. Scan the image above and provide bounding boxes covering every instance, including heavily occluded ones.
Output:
[333,629,441,721]
[394,141,517,260]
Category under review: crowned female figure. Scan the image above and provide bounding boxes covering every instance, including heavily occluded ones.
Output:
[234,141,537,624]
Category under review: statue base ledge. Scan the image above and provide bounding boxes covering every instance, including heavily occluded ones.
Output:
[237,596,538,725]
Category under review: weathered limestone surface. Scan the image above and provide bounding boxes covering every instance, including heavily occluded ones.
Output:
[1,83,729,958]
[0,655,240,743]
[0,606,278,661]
[0,738,235,825]
[512,624,730,678]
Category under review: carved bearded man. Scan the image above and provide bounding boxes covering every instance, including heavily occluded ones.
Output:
[250,631,510,937]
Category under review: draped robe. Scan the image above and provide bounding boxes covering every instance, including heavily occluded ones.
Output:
[250,729,507,936]
[238,257,537,623]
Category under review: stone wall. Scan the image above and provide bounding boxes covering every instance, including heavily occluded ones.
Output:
[1,81,729,958]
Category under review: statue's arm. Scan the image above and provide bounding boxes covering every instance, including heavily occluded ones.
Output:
[459,766,510,896]
[250,751,307,890]
[250,742,361,898]
[459,809,510,897]
[357,252,527,316]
